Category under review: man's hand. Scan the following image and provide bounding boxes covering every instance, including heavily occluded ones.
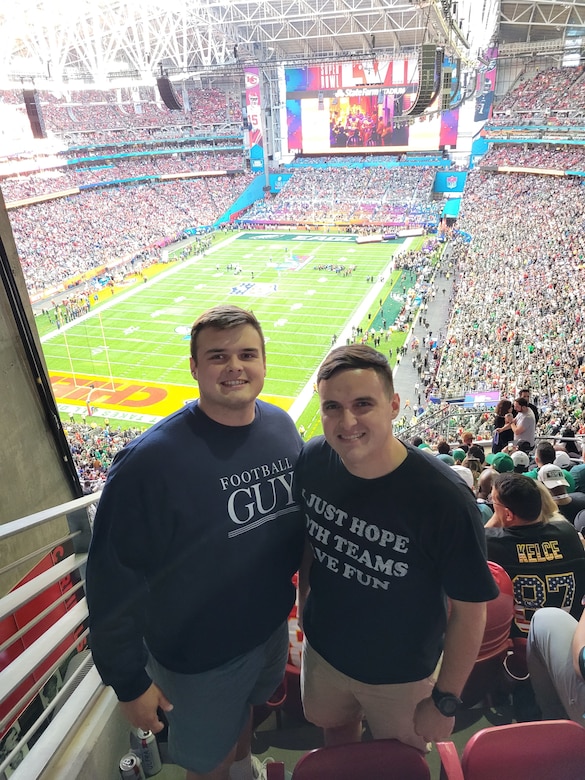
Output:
[485,513,503,528]
[297,541,314,633]
[119,683,173,734]
[413,696,455,743]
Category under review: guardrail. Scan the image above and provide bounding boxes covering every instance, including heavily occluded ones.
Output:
[0,492,110,779]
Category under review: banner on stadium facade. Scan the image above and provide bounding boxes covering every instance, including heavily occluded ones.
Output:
[245,68,263,149]
[434,171,467,193]
[249,144,264,173]
[269,173,292,193]
[474,47,498,122]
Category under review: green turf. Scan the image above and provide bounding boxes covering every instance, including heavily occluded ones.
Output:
[40,232,409,410]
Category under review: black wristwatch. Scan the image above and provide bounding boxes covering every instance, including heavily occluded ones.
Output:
[431,685,462,717]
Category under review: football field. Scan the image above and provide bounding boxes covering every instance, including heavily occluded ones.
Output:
[40,232,416,427]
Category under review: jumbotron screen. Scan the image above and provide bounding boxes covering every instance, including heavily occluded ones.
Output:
[285,59,459,154]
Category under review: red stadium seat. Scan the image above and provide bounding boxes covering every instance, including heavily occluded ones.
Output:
[460,562,514,706]
[266,761,286,780]
[290,738,431,779]
[283,662,304,722]
[253,677,288,730]
[437,720,585,780]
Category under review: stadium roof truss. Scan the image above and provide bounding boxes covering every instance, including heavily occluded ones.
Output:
[1,0,493,87]
[1,0,583,88]
[501,0,585,42]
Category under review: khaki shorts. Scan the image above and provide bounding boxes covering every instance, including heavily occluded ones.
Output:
[301,639,436,752]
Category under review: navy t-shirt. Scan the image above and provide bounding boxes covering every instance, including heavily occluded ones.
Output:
[87,400,305,701]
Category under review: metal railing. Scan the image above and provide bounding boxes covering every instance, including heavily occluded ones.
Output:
[395,403,492,445]
[0,493,102,779]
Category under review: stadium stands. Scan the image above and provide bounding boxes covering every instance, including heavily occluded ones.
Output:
[7,174,254,293]
[64,421,144,492]
[241,166,439,228]
[0,85,243,141]
[480,144,585,170]
[489,65,585,127]
[430,170,585,438]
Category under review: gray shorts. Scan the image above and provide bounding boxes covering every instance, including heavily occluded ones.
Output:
[527,607,585,723]
[146,621,289,773]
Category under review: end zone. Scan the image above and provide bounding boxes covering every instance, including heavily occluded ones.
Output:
[51,371,294,420]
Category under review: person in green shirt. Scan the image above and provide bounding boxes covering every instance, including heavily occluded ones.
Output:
[524,441,575,492]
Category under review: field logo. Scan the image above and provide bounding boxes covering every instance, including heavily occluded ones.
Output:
[230,282,276,298]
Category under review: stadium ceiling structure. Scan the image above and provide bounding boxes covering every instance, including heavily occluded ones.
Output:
[497,1,585,62]
[0,0,583,88]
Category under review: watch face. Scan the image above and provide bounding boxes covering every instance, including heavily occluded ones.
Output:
[438,696,459,717]
[432,687,460,716]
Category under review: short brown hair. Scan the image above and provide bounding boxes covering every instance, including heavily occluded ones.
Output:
[190,305,265,363]
[317,345,394,397]
[493,472,542,522]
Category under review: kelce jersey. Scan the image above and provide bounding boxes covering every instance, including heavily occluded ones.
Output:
[486,519,585,636]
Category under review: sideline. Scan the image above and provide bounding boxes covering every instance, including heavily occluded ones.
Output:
[287,237,415,421]
[39,234,239,343]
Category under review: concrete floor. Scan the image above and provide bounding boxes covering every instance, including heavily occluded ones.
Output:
[149,695,518,779]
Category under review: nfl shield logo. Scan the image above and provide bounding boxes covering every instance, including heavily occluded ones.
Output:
[446,176,457,189]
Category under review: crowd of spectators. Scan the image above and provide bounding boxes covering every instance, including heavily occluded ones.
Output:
[63,420,144,492]
[430,169,585,439]
[0,151,245,201]
[490,65,585,127]
[480,144,585,171]
[241,166,439,228]
[9,172,254,294]
[287,154,446,167]
[58,125,241,146]
[0,86,243,141]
